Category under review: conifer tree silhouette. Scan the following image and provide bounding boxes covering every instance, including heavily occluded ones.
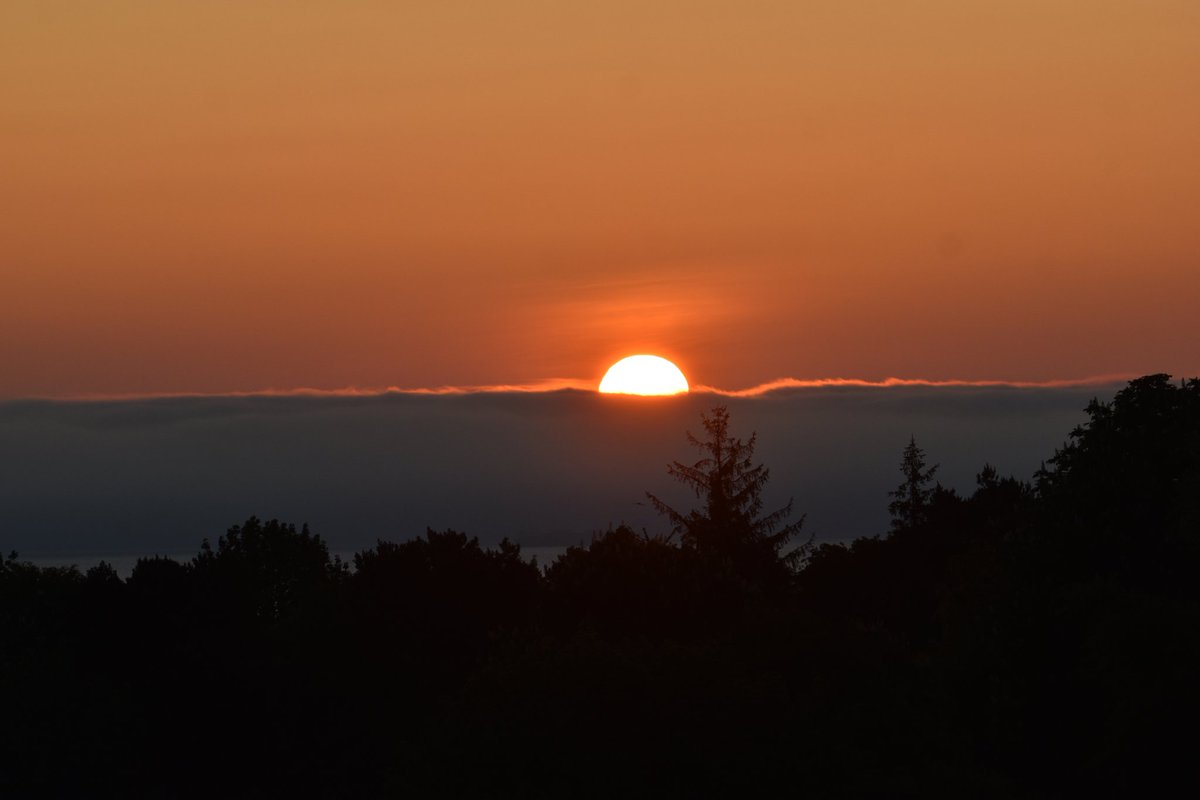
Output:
[648,406,806,570]
[889,436,939,532]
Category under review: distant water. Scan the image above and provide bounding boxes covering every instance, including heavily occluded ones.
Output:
[25,545,571,577]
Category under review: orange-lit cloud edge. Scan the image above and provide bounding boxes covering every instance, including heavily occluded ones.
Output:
[690,375,1139,397]
[17,374,1144,403]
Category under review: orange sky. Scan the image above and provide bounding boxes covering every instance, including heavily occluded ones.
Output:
[2,1,1198,397]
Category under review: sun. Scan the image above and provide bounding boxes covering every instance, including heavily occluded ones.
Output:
[598,355,689,396]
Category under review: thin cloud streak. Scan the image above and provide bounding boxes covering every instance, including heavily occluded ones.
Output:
[9,374,1143,403]
[24,379,596,403]
[692,375,1137,397]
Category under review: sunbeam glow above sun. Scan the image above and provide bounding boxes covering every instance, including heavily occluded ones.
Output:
[598,355,689,396]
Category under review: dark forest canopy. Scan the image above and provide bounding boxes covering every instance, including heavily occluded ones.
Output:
[2,374,1199,797]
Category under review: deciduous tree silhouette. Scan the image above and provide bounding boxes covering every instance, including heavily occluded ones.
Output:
[191,516,347,622]
[889,436,939,532]
[647,405,806,573]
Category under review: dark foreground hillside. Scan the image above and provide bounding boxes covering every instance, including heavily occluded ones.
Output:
[3,375,1198,798]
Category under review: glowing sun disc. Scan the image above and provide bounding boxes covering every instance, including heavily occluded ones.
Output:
[598,355,689,396]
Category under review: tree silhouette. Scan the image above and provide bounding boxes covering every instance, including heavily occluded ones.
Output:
[191,516,347,622]
[888,436,939,532]
[647,405,805,572]
[1035,373,1200,578]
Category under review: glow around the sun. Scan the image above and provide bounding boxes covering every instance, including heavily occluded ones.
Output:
[598,355,689,396]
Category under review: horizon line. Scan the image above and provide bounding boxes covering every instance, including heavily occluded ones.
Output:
[0,373,1144,404]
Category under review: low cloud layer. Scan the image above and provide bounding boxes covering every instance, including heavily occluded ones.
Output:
[0,384,1115,560]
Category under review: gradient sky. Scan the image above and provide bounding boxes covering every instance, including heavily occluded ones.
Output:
[3,1,1198,397]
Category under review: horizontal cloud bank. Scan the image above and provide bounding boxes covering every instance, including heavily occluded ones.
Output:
[43,373,1133,402]
[0,382,1123,561]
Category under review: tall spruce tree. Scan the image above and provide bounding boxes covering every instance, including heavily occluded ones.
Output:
[647,406,806,571]
[888,436,939,532]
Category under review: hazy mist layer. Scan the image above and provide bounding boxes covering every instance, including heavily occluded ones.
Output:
[0,385,1107,559]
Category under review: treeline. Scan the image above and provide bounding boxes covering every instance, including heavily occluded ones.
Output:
[3,374,1199,797]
